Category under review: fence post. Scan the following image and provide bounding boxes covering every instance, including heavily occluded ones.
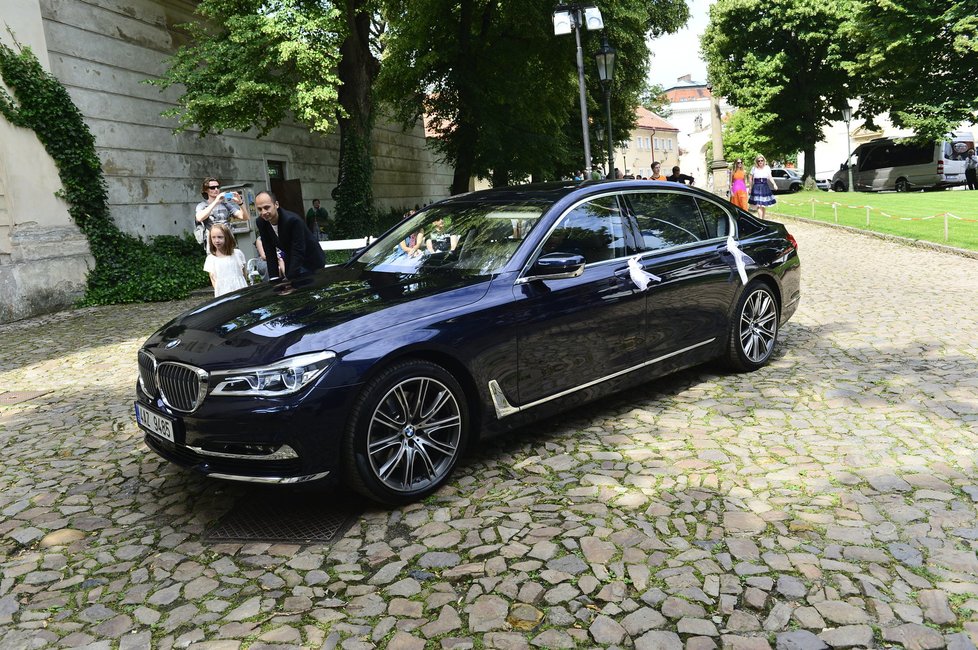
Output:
[833,203,838,224]
[811,199,815,219]
[866,206,870,227]
[944,213,949,242]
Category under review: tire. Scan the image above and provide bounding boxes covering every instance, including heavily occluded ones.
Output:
[895,178,910,192]
[725,282,779,372]
[344,360,468,505]
[833,181,846,192]
[789,183,800,193]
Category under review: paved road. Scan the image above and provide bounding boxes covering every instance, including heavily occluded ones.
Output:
[2,220,978,649]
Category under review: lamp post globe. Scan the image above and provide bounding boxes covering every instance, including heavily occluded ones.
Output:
[594,37,616,181]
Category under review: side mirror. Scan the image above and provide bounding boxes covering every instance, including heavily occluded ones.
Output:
[521,253,586,282]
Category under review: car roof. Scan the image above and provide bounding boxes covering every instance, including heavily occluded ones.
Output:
[437,179,717,206]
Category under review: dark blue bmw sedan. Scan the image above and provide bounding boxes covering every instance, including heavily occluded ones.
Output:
[134,181,800,504]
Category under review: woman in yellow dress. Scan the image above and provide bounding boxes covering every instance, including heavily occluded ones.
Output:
[730,159,749,210]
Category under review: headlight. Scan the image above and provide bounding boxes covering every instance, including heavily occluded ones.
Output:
[210,351,336,397]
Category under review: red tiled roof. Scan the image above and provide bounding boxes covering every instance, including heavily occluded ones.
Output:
[665,86,712,102]
[635,106,678,132]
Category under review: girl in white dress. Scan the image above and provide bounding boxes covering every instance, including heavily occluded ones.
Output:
[204,223,248,297]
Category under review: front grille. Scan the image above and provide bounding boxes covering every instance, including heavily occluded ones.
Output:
[137,350,158,397]
[157,362,207,412]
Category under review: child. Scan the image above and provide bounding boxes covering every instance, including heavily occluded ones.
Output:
[204,223,248,297]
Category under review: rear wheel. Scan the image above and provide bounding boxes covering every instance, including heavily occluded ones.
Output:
[344,360,468,505]
[895,177,911,192]
[725,282,779,372]
[833,181,846,192]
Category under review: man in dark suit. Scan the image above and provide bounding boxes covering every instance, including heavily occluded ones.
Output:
[255,191,326,281]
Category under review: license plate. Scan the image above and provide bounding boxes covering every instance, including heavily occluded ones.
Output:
[134,403,175,443]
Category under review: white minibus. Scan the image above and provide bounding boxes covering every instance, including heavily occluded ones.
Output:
[831,131,975,192]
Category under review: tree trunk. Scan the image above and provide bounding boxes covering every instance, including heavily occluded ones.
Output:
[449,0,478,195]
[334,1,379,236]
[802,145,816,182]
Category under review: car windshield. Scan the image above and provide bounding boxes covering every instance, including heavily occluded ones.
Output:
[356,202,547,275]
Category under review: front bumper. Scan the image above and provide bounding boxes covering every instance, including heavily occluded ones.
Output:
[134,378,361,484]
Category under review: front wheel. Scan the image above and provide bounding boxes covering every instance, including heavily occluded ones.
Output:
[344,360,469,505]
[789,183,801,193]
[724,282,779,372]
[833,181,846,192]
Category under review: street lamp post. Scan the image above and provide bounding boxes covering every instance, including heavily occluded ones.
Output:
[595,124,606,177]
[553,4,604,178]
[841,102,854,192]
[594,37,616,180]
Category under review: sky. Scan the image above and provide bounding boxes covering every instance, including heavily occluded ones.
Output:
[646,0,712,89]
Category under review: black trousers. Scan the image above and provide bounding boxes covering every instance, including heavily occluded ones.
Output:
[967,168,978,190]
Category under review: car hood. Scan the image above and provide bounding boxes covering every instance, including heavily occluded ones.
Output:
[143,265,492,367]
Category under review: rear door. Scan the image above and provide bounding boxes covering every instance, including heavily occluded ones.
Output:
[622,189,738,361]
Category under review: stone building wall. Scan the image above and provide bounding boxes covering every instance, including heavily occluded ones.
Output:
[0,0,454,323]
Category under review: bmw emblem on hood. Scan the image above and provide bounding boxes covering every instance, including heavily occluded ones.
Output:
[164,339,181,350]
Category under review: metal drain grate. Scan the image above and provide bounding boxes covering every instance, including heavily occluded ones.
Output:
[204,496,362,545]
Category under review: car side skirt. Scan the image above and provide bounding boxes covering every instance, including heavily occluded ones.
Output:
[488,338,716,419]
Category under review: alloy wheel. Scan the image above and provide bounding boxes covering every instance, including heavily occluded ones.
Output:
[739,289,778,363]
[366,376,462,493]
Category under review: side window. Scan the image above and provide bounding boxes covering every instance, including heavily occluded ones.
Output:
[628,192,708,252]
[541,196,632,263]
[771,170,787,179]
[696,199,730,239]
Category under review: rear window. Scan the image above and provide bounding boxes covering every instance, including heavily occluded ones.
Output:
[946,138,975,160]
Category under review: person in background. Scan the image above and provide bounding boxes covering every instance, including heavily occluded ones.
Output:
[398,227,425,258]
[306,198,329,240]
[667,165,695,186]
[255,191,326,280]
[730,159,749,210]
[426,217,458,253]
[748,155,777,219]
[649,162,666,181]
[965,148,978,190]
[203,223,248,297]
[195,177,248,248]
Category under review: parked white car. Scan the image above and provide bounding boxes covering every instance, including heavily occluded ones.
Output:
[771,168,829,193]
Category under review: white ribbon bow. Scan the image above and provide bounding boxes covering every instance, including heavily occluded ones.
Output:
[627,255,662,291]
[726,235,755,285]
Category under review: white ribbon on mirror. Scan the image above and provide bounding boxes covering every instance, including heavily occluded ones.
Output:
[628,255,662,291]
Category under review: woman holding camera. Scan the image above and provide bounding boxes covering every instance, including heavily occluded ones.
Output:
[195,177,249,247]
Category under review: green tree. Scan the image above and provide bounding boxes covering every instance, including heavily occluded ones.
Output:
[701,0,855,179]
[151,0,379,232]
[377,0,689,193]
[639,82,670,118]
[845,0,978,139]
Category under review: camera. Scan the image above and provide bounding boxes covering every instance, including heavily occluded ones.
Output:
[224,192,234,201]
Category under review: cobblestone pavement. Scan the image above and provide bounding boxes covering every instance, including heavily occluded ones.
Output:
[2,220,978,650]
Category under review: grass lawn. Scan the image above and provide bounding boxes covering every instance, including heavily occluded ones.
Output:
[768,189,978,251]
